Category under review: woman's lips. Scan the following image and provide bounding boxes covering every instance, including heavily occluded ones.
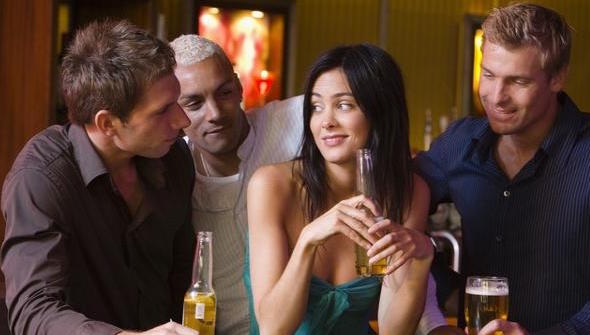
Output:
[321,134,348,146]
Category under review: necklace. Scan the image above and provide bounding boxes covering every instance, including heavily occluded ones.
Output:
[199,151,213,177]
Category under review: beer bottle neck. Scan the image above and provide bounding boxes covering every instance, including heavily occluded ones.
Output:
[192,232,213,292]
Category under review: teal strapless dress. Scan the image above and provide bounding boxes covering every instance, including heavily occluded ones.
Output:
[244,242,381,335]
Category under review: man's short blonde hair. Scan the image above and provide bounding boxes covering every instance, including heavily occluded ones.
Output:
[482,3,572,76]
[170,34,232,69]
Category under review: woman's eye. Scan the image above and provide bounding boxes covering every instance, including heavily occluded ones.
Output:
[338,103,353,111]
[311,104,322,112]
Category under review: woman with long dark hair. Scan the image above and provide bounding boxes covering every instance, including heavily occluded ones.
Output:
[246,44,435,334]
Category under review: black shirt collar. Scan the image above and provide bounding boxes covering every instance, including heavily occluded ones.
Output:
[69,123,108,186]
[68,123,167,189]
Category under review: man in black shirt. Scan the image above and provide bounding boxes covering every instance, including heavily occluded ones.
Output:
[1,20,198,335]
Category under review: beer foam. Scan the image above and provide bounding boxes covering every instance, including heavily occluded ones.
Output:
[466,285,509,296]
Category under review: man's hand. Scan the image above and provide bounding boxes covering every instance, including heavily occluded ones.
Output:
[478,319,529,335]
[118,321,199,335]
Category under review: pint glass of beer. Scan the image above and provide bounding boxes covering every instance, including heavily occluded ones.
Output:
[354,149,388,277]
[465,276,509,335]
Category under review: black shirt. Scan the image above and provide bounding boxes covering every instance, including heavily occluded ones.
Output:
[1,124,195,334]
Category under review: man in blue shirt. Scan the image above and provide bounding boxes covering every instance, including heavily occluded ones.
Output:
[415,3,589,335]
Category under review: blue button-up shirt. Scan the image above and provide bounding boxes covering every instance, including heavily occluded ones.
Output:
[415,93,590,334]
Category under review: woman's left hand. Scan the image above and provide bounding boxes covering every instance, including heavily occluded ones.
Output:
[365,219,434,275]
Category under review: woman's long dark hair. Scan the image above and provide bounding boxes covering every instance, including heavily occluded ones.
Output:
[300,43,413,224]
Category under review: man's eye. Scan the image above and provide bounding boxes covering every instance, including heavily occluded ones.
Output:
[184,101,203,110]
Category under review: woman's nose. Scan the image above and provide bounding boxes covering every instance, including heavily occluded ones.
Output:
[321,119,335,129]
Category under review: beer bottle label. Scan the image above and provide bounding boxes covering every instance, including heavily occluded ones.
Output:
[195,302,205,320]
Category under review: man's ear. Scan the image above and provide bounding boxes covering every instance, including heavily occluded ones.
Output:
[234,73,244,97]
[550,66,568,93]
[94,110,120,136]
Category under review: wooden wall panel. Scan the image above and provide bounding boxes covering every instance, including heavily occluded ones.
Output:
[293,0,380,93]
[0,0,56,295]
[387,0,463,148]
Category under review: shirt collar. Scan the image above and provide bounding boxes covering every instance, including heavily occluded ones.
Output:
[470,119,496,164]
[538,93,583,156]
[69,123,167,189]
[470,92,585,167]
[69,123,109,186]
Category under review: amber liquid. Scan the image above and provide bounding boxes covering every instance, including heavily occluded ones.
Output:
[465,290,509,335]
[355,245,388,277]
[183,291,216,335]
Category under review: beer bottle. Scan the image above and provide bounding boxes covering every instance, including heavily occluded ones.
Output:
[354,148,388,277]
[183,231,216,334]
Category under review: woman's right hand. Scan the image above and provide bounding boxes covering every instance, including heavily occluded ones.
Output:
[366,220,434,275]
[300,194,382,249]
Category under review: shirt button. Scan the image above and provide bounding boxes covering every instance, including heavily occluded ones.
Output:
[496,235,503,243]
[503,190,511,197]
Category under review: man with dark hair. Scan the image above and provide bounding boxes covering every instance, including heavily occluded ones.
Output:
[1,20,198,335]
[415,3,589,335]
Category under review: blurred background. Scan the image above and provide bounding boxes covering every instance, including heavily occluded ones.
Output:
[0,0,589,323]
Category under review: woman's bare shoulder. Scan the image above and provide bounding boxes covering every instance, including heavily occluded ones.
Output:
[249,160,301,198]
[248,161,303,230]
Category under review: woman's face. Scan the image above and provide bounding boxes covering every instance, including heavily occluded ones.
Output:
[309,68,370,165]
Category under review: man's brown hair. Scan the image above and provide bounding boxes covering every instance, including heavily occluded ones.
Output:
[482,3,572,76]
[61,19,176,125]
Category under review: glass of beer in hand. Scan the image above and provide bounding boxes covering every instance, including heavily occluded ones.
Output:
[354,148,388,277]
[465,276,509,335]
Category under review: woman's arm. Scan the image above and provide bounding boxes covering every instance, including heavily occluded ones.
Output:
[248,164,378,335]
[248,164,310,335]
[376,174,434,335]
